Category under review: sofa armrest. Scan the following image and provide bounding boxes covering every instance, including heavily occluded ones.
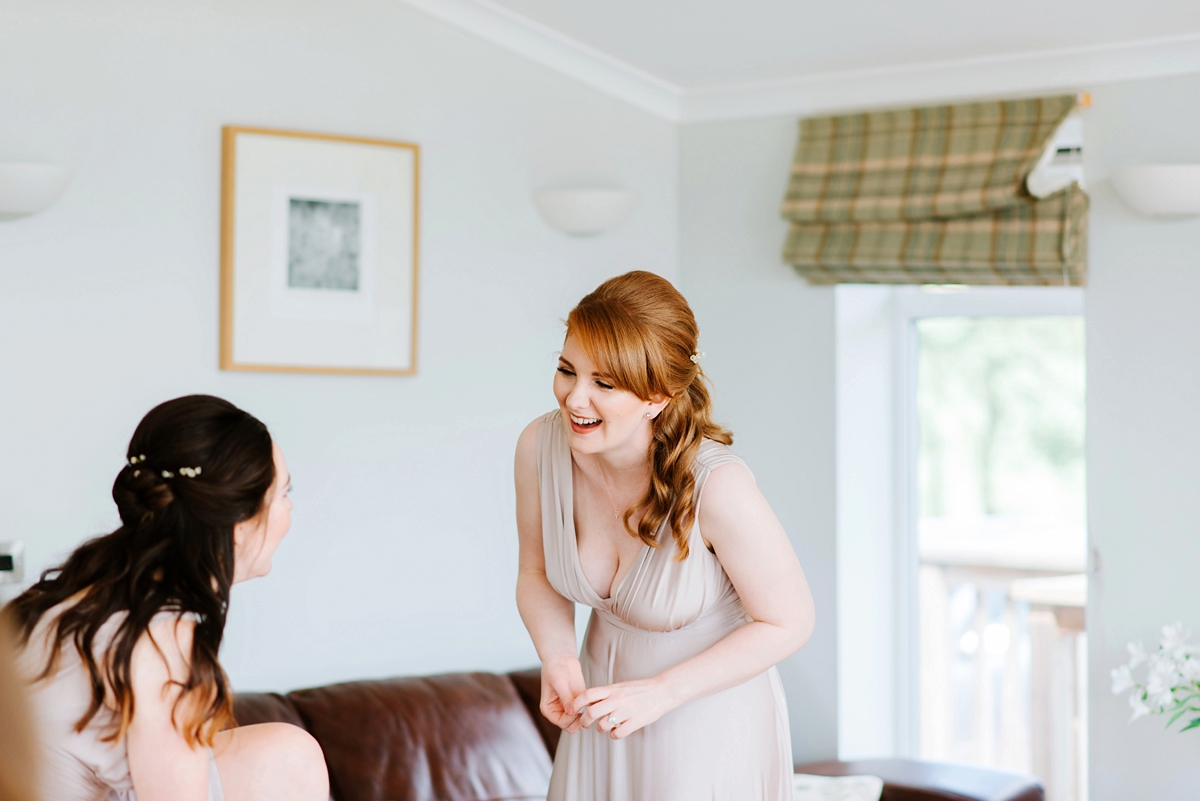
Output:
[507,668,561,758]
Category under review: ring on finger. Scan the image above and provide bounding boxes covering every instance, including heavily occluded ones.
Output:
[607,714,619,729]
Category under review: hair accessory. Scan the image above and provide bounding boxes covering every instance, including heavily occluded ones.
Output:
[131,456,201,480]
[690,351,705,364]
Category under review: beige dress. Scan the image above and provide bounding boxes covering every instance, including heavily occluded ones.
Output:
[536,410,793,801]
[16,603,224,801]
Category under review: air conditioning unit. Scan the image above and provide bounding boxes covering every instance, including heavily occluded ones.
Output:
[1027,114,1084,198]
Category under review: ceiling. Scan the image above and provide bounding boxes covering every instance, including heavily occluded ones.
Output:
[400,0,1200,121]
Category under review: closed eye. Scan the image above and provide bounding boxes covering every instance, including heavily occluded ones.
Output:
[557,367,576,378]
[595,380,614,390]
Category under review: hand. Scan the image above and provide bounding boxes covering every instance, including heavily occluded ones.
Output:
[571,676,677,740]
[540,654,588,733]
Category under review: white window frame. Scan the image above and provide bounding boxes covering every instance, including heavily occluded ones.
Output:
[890,285,1085,755]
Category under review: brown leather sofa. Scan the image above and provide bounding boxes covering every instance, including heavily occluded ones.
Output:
[233,668,1044,801]
[234,669,553,801]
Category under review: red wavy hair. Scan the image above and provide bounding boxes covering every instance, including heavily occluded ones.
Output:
[566,271,732,560]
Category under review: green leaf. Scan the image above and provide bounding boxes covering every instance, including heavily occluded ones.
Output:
[1168,706,1192,726]
[1179,717,1200,732]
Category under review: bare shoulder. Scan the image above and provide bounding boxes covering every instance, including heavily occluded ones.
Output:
[515,417,547,555]
[696,442,757,501]
[697,450,771,549]
[515,416,542,459]
[701,460,760,511]
[131,613,196,686]
[515,413,552,474]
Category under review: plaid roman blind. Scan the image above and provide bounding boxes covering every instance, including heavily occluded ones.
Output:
[781,95,1088,286]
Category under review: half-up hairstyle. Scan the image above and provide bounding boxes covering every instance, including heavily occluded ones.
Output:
[6,395,275,746]
[567,270,732,560]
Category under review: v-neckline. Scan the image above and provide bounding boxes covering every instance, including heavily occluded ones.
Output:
[560,428,652,605]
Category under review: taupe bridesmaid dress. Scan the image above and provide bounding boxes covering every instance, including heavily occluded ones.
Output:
[16,604,225,801]
[536,410,793,801]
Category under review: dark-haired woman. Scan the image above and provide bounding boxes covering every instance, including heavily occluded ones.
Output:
[515,272,816,800]
[7,395,328,801]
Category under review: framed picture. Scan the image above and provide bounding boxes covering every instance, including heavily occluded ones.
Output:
[220,126,419,375]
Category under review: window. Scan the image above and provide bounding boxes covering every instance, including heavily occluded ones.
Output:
[915,316,1087,801]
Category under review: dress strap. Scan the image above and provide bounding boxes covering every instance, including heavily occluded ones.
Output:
[692,440,751,521]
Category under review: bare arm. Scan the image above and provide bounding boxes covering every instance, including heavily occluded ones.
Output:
[514,417,588,731]
[125,616,211,801]
[574,462,815,737]
[657,463,814,702]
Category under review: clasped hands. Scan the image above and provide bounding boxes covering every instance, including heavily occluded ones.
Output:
[540,654,676,740]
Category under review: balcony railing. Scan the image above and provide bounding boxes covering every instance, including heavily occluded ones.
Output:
[919,518,1087,801]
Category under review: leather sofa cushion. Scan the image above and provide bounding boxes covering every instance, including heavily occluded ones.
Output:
[506,668,562,757]
[286,671,551,801]
[232,691,306,730]
[796,759,1044,801]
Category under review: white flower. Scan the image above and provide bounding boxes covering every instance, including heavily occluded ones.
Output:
[1146,661,1178,697]
[1152,688,1177,711]
[1130,693,1152,721]
[1108,661,1128,695]
[1163,622,1187,651]
[1156,648,1183,676]
[1128,641,1148,668]
[1112,665,1135,695]
[1182,657,1200,683]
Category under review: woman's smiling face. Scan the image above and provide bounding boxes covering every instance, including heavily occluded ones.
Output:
[553,335,666,457]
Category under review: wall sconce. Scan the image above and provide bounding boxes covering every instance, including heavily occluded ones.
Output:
[533,188,640,236]
[0,162,73,221]
[1110,165,1200,219]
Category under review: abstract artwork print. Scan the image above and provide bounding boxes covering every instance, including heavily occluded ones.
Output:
[287,198,361,291]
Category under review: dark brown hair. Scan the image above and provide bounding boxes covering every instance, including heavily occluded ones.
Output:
[567,270,732,560]
[6,395,275,746]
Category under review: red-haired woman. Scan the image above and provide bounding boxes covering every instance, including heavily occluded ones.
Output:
[515,272,815,800]
[7,395,328,801]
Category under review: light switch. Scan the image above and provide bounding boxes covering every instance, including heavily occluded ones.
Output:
[0,541,24,583]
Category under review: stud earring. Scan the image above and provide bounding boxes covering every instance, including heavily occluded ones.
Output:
[645,412,653,419]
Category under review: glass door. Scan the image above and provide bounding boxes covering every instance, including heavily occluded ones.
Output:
[915,316,1087,801]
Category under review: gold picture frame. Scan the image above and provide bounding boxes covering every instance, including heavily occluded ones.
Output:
[219,126,420,375]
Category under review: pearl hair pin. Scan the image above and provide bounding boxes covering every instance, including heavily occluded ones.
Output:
[690,351,705,364]
[128,454,201,479]
[162,467,202,479]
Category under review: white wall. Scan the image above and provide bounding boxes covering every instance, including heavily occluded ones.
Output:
[678,117,839,764]
[834,285,898,760]
[0,0,678,691]
[13,4,1199,785]
[1085,74,1200,800]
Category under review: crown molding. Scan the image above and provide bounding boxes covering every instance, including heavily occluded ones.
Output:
[397,0,683,120]
[680,33,1200,122]
[397,0,1200,124]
